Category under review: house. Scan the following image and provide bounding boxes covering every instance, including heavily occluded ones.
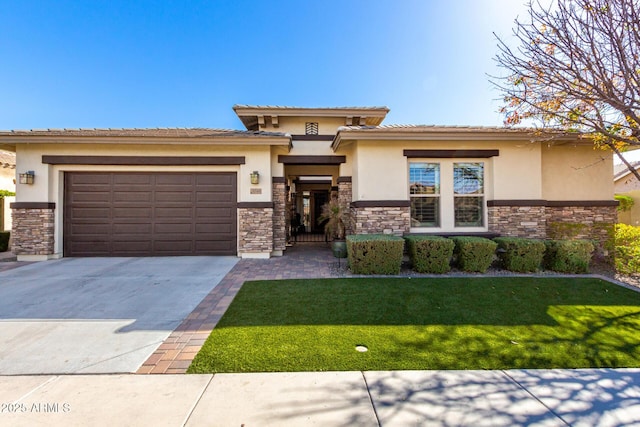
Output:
[0,150,16,231]
[614,161,640,226]
[0,105,617,261]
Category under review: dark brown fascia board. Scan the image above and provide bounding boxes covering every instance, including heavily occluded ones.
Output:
[351,200,411,208]
[488,200,619,207]
[487,200,547,207]
[278,155,346,165]
[42,156,246,165]
[272,177,286,183]
[295,180,332,185]
[337,176,352,183]
[237,202,274,208]
[291,135,335,141]
[545,200,619,207]
[10,202,56,209]
[404,149,499,158]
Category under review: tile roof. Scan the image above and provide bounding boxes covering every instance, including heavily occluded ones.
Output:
[337,124,556,133]
[0,150,15,168]
[233,104,390,111]
[614,161,640,179]
[0,128,288,138]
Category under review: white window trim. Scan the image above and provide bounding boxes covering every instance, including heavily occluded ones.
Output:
[409,159,489,233]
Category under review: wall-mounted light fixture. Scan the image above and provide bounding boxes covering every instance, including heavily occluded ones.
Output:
[250,171,260,185]
[19,171,35,185]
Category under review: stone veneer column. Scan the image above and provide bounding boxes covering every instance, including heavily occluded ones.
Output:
[11,203,55,256]
[352,201,411,236]
[272,178,286,256]
[487,201,547,238]
[238,203,274,257]
[337,177,354,235]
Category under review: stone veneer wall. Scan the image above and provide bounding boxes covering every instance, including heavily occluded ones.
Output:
[488,201,618,253]
[238,206,274,254]
[487,204,546,238]
[546,205,618,245]
[338,177,354,235]
[272,179,286,254]
[11,206,55,255]
[352,204,411,236]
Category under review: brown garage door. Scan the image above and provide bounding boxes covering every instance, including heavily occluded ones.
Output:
[64,172,237,256]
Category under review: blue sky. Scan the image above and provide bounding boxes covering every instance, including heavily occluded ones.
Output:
[1,0,531,131]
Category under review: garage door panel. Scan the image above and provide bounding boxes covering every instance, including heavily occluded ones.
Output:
[113,174,153,185]
[196,207,235,217]
[196,241,236,251]
[113,223,153,234]
[70,191,111,203]
[70,207,111,219]
[154,207,194,219]
[113,192,153,202]
[69,224,111,235]
[155,192,194,203]
[196,191,235,203]
[154,223,193,233]
[112,241,153,253]
[195,223,234,233]
[196,174,234,185]
[112,207,154,218]
[69,173,112,185]
[65,172,237,256]
[68,242,111,254]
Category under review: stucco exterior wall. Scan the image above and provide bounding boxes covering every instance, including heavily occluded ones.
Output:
[615,172,640,193]
[617,189,640,226]
[352,139,543,202]
[0,164,15,231]
[541,144,613,200]
[15,143,276,258]
[15,143,274,204]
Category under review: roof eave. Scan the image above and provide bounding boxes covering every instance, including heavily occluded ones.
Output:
[0,134,292,148]
[233,105,390,131]
[332,129,591,151]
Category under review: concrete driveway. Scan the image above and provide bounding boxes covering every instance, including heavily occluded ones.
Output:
[0,256,238,375]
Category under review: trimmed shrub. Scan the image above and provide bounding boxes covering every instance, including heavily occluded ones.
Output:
[347,234,405,275]
[493,237,545,273]
[0,231,9,252]
[544,240,594,273]
[451,236,498,273]
[614,224,640,274]
[405,235,454,274]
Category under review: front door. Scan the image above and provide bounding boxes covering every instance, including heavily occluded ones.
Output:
[312,191,329,233]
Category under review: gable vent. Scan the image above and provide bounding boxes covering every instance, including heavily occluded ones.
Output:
[305,122,319,135]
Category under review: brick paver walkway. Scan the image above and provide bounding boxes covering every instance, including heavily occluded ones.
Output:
[138,243,343,374]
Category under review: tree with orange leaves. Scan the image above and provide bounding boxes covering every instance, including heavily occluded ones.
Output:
[492,0,640,181]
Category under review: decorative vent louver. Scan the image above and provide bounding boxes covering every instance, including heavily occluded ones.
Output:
[305,122,319,135]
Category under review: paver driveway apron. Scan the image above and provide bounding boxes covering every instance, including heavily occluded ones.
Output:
[0,256,238,375]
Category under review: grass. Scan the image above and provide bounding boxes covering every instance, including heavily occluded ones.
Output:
[187,277,640,373]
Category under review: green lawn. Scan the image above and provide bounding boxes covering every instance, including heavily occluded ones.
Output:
[187,277,640,373]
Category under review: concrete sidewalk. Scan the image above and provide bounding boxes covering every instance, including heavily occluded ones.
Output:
[2,368,639,426]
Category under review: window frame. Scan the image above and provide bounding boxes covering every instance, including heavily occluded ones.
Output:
[409,159,488,233]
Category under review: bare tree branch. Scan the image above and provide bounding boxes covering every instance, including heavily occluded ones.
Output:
[490,0,640,181]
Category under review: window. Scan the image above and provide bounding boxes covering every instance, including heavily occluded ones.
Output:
[410,161,486,230]
[453,163,484,227]
[409,163,440,227]
[305,122,319,135]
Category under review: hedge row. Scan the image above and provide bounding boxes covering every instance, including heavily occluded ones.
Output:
[615,224,640,274]
[346,234,596,275]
